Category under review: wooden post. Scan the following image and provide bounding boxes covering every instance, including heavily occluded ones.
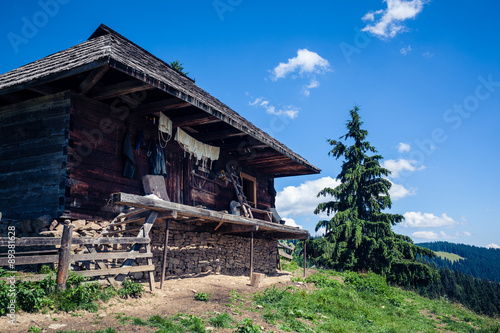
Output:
[56,224,73,291]
[249,231,254,278]
[160,219,170,290]
[303,240,307,278]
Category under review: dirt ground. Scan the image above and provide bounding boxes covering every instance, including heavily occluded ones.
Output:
[1,270,313,333]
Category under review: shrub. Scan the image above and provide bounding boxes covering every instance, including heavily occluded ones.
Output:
[194,291,210,302]
[118,278,144,299]
[209,312,234,328]
[234,318,262,333]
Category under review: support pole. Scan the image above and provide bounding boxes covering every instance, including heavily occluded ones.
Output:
[57,224,73,291]
[249,231,254,278]
[303,240,307,278]
[160,219,170,290]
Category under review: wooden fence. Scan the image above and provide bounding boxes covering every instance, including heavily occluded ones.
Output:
[0,224,155,290]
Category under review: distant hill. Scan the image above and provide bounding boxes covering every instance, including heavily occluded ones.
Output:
[417,241,500,283]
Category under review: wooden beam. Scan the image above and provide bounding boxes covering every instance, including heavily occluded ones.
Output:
[171,114,221,127]
[27,84,59,96]
[134,98,191,116]
[278,242,295,251]
[79,65,110,94]
[111,192,308,238]
[197,129,246,142]
[88,80,153,100]
[278,249,293,260]
[71,251,153,262]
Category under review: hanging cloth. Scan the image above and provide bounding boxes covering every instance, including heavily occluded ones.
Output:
[174,128,220,167]
[122,131,135,179]
[147,140,167,177]
[158,113,173,148]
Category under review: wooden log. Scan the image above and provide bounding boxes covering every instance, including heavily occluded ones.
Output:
[160,219,170,290]
[56,224,73,291]
[250,273,265,288]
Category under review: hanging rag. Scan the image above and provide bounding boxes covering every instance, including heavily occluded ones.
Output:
[174,128,220,167]
[158,113,173,148]
[122,131,135,179]
[148,140,167,177]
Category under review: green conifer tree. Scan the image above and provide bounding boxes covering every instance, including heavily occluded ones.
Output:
[310,106,436,286]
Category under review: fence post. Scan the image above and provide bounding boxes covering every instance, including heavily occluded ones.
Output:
[56,224,73,291]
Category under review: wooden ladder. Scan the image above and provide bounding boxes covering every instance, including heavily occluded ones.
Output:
[226,163,253,219]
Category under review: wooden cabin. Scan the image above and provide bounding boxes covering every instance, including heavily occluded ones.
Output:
[0,24,320,250]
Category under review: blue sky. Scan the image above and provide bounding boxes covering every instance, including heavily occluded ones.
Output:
[1,1,499,248]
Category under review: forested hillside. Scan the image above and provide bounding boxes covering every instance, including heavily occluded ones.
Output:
[418,242,500,282]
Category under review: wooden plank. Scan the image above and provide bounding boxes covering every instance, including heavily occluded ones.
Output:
[56,224,73,291]
[71,251,152,261]
[0,265,155,282]
[0,237,150,247]
[278,249,293,260]
[111,193,309,238]
[77,264,155,277]
[102,226,143,236]
[115,210,158,283]
[0,254,59,266]
[84,245,119,289]
[108,217,146,227]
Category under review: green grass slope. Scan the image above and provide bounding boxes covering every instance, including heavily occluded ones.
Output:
[434,251,465,263]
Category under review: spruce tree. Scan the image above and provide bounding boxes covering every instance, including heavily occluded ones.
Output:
[310,106,436,286]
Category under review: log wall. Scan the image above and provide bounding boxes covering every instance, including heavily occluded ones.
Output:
[0,92,70,220]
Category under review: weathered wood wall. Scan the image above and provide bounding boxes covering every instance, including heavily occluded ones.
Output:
[0,92,70,219]
[0,91,276,221]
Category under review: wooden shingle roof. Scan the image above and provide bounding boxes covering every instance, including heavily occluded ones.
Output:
[0,24,320,176]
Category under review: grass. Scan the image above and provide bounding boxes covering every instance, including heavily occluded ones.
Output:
[434,251,465,263]
[249,270,500,333]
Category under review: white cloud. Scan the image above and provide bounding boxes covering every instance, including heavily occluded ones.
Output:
[312,227,326,237]
[463,231,472,237]
[362,0,427,39]
[486,243,500,249]
[400,45,412,55]
[302,78,320,96]
[411,230,472,240]
[422,51,434,58]
[389,181,416,200]
[249,97,299,119]
[272,49,331,80]
[402,212,458,228]
[276,176,341,217]
[397,142,411,152]
[283,217,303,229]
[383,159,425,178]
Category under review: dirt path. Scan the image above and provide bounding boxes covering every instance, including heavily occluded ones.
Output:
[1,270,310,333]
